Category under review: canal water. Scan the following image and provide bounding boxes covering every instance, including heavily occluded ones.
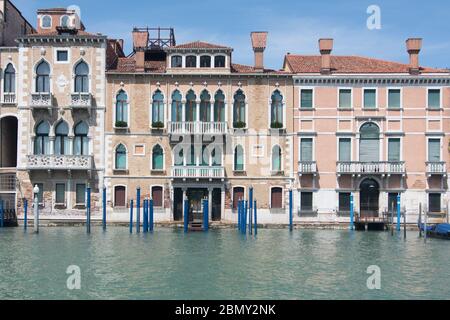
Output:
[0,227,449,300]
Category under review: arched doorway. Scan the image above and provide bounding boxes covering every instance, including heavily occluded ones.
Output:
[0,116,18,168]
[360,178,380,218]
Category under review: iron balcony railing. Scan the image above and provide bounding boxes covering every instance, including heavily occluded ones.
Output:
[168,122,227,135]
[298,161,317,175]
[2,93,16,104]
[30,93,52,109]
[70,93,92,109]
[426,162,447,175]
[27,155,93,170]
[171,166,225,179]
[337,161,405,175]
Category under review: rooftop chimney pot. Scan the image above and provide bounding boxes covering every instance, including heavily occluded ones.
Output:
[406,38,422,75]
[133,30,149,72]
[251,32,268,72]
[319,38,333,75]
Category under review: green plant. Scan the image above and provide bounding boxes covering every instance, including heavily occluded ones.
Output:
[152,121,164,129]
[115,121,128,128]
[233,121,246,129]
[270,122,283,129]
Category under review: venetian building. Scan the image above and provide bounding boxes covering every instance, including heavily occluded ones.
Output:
[105,28,293,223]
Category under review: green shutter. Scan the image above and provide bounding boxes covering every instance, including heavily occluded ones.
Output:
[388,138,401,162]
[339,138,351,161]
[301,89,313,108]
[339,89,352,109]
[388,89,401,109]
[364,89,376,109]
[300,138,313,161]
[428,139,441,162]
[428,90,441,109]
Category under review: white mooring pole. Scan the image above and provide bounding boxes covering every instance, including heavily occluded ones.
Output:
[33,185,40,234]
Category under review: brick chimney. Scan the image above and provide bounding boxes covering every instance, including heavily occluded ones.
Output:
[133,29,149,72]
[406,38,422,75]
[251,32,268,72]
[319,38,333,75]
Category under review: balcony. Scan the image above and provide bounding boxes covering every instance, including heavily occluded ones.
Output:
[2,93,16,105]
[168,122,227,135]
[70,93,92,111]
[298,161,317,176]
[337,162,405,176]
[27,155,93,171]
[171,166,225,179]
[30,93,52,110]
[426,162,447,176]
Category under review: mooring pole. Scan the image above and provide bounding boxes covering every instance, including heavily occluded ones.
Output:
[447,200,450,224]
[143,199,148,233]
[237,200,241,231]
[396,194,401,232]
[129,199,134,234]
[424,204,428,243]
[86,186,91,234]
[249,188,253,235]
[203,199,209,232]
[403,210,407,240]
[24,199,28,231]
[289,189,293,232]
[33,185,39,234]
[149,198,154,232]
[102,186,107,231]
[254,200,258,235]
[184,199,189,233]
[244,200,248,235]
[136,187,141,234]
[350,193,354,230]
[418,203,423,238]
[0,200,4,228]
[391,203,394,236]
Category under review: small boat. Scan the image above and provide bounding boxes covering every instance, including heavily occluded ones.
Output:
[419,223,450,240]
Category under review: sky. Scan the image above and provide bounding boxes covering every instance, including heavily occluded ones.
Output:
[14,0,450,70]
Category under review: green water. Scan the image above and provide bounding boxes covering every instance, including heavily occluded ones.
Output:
[0,227,449,300]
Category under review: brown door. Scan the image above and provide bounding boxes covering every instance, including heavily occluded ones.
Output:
[152,186,163,207]
[271,188,283,209]
[233,187,244,210]
[114,186,126,207]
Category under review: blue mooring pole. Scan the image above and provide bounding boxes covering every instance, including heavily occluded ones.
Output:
[24,199,28,231]
[149,198,154,232]
[397,194,401,232]
[86,187,91,234]
[143,199,148,233]
[237,200,241,231]
[243,200,248,235]
[102,187,106,231]
[203,199,209,232]
[0,200,4,228]
[289,189,293,232]
[129,200,134,234]
[184,199,189,233]
[136,188,141,233]
[350,193,354,230]
[254,200,258,235]
[249,188,253,234]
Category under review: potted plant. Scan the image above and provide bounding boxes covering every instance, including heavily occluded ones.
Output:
[152,121,164,129]
[115,121,128,128]
[270,122,283,129]
[233,121,246,129]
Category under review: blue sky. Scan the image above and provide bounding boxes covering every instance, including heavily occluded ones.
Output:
[14,0,450,70]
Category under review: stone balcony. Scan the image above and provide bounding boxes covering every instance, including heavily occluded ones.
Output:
[337,161,405,176]
[168,122,227,135]
[2,93,16,105]
[70,93,92,111]
[426,162,447,176]
[298,161,317,176]
[30,93,52,110]
[171,166,225,180]
[27,155,93,171]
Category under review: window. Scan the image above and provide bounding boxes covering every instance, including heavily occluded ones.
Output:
[56,50,69,62]
[41,15,52,28]
[34,121,50,155]
[388,138,401,162]
[185,90,197,122]
[4,63,15,93]
[200,56,211,68]
[186,55,197,68]
[388,193,399,213]
[152,186,163,207]
[36,183,44,204]
[428,139,441,162]
[232,187,244,210]
[61,15,70,28]
[73,122,89,156]
[339,193,351,213]
[339,138,351,162]
[388,89,401,109]
[270,90,283,128]
[214,55,225,68]
[171,55,182,68]
[272,145,282,172]
[200,90,211,122]
[214,90,225,122]
[363,89,376,109]
[171,90,183,122]
[55,121,69,155]
[152,145,164,170]
[115,90,128,126]
[428,89,441,109]
[74,61,89,93]
[36,61,50,93]
[300,89,313,109]
[234,145,244,171]
[300,138,313,162]
[233,90,246,128]
[300,192,313,212]
[429,193,441,213]
[339,89,352,109]
[115,144,127,170]
[55,183,66,205]
[152,90,164,126]
[359,123,380,162]
[75,183,86,205]
[271,188,283,209]
[114,186,126,207]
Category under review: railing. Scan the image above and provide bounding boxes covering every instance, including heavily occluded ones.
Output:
[70,93,92,109]
[2,93,16,104]
[298,161,317,175]
[337,161,405,175]
[27,155,93,170]
[171,166,225,179]
[168,122,227,135]
[30,93,52,108]
[426,162,447,175]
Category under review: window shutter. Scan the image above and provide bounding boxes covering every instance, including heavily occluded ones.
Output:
[388,89,401,108]
[364,89,376,108]
[360,139,379,162]
[339,139,351,161]
[301,90,313,108]
[300,138,313,161]
[428,90,441,109]
[428,139,441,162]
[339,90,351,108]
[388,138,401,162]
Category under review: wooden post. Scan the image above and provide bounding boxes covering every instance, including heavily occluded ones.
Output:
[403,209,407,240]
[424,204,428,243]
[391,203,394,236]
[419,203,422,238]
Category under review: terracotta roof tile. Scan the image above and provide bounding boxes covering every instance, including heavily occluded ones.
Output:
[231,63,288,74]
[169,41,231,50]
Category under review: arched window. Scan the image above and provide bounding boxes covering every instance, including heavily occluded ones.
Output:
[74,122,89,155]
[152,145,164,170]
[233,90,246,128]
[55,121,69,155]
[272,145,282,172]
[74,61,89,93]
[4,63,15,93]
[152,90,164,127]
[36,61,50,93]
[34,122,50,155]
[171,90,182,122]
[41,15,52,28]
[115,144,127,170]
[186,56,197,68]
[171,55,182,68]
[61,15,70,28]
[271,90,283,128]
[214,90,225,122]
[200,90,211,122]
[185,90,197,122]
[214,56,225,68]
[200,56,211,68]
[115,90,128,127]
[234,145,244,171]
[359,122,380,162]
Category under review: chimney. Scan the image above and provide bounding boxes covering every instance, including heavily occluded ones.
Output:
[319,38,333,75]
[133,29,149,72]
[251,32,268,72]
[406,38,422,75]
